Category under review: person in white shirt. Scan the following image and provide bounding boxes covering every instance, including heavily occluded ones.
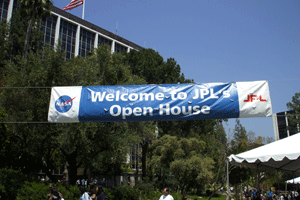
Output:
[159,188,174,200]
[80,187,91,200]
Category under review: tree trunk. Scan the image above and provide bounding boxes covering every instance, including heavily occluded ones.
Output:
[62,161,69,185]
[23,2,37,59]
[66,150,79,185]
[135,144,139,185]
[141,142,148,180]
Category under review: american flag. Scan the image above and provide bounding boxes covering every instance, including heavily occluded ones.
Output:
[63,0,84,11]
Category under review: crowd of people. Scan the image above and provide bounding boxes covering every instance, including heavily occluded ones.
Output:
[244,188,300,200]
[47,178,107,200]
[76,178,107,188]
[79,185,105,200]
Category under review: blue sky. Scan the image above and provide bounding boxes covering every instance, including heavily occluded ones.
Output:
[52,0,300,139]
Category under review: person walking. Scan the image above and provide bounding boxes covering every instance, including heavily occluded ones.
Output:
[80,187,91,200]
[159,188,174,200]
[100,178,106,188]
[268,189,273,200]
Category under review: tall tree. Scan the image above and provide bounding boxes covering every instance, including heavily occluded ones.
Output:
[124,48,188,85]
[228,119,268,199]
[286,92,300,133]
[123,48,191,180]
[17,0,53,58]
[231,119,248,154]
[0,43,147,184]
[150,135,214,200]
[123,48,219,183]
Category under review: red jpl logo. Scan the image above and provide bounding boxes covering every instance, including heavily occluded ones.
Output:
[244,94,266,102]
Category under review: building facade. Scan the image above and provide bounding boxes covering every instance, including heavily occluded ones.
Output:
[273,111,299,140]
[1,0,142,60]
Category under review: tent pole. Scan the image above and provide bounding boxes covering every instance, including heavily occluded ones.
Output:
[227,159,230,200]
[256,165,259,190]
[293,172,295,195]
[277,170,280,194]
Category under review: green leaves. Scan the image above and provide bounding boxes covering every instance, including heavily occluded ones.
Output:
[150,135,214,197]
[18,0,53,21]
[286,92,300,133]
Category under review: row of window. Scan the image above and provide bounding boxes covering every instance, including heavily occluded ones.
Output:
[0,0,18,22]
[1,0,130,60]
[42,15,127,59]
[0,0,9,22]
[41,14,129,60]
[39,14,129,60]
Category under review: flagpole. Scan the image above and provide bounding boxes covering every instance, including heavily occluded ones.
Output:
[82,0,85,20]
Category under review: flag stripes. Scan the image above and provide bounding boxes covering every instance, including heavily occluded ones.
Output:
[63,0,84,11]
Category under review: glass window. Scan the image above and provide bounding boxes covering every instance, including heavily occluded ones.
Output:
[79,28,95,58]
[40,15,57,48]
[59,19,77,60]
[98,35,112,48]
[115,43,127,53]
[0,0,10,22]
[12,0,18,10]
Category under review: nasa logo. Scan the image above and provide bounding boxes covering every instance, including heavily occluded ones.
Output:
[55,95,76,113]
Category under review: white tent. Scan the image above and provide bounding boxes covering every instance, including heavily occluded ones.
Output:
[228,133,300,174]
[226,133,300,200]
[286,177,300,184]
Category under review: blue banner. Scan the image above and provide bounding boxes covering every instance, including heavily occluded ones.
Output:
[48,81,272,123]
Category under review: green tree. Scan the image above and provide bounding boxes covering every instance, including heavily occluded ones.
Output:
[124,48,221,189]
[228,119,268,199]
[202,121,228,200]
[0,40,150,186]
[150,135,214,199]
[230,119,248,154]
[123,48,196,181]
[0,45,68,179]
[0,169,27,200]
[0,21,11,79]
[286,92,300,134]
[17,0,53,58]
[124,48,188,85]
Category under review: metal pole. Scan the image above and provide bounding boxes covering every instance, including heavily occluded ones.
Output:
[227,159,230,200]
[82,0,85,20]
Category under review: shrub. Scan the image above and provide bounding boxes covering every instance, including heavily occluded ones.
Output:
[103,187,114,200]
[142,190,161,199]
[56,184,81,200]
[0,168,27,200]
[16,182,81,200]
[108,185,139,200]
[16,181,49,200]
[170,192,182,200]
[134,181,155,199]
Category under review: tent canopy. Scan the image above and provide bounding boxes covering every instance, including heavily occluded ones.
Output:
[228,133,300,175]
[286,177,300,184]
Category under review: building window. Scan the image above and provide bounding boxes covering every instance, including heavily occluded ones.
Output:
[115,43,127,53]
[275,111,299,140]
[98,35,112,48]
[40,15,57,48]
[53,165,64,175]
[79,28,95,58]
[0,0,9,22]
[59,19,77,60]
